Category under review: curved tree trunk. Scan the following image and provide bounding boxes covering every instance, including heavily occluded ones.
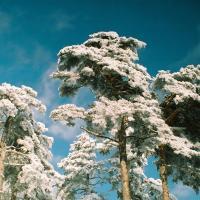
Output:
[118,117,131,200]
[159,145,170,200]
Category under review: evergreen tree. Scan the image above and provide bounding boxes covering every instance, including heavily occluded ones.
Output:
[57,132,103,200]
[0,83,59,200]
[152,65,200,200]
[50,32,177,199]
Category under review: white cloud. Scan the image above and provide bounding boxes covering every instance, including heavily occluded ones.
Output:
[172,183,197,200]
[51,154,62,167]
[36,61,94,140]
[32,43,95,142]
[36,64,86,141]
[48,120,84,141]
[38,63,59,107]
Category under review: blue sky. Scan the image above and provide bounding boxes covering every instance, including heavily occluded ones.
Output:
[0,0,199,199]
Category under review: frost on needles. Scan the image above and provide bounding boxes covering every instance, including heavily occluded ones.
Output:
[57,132,103,200]
[152,65,200,193]
[0,83,60,199]
[0,31,199,200]
[50,31,200,200]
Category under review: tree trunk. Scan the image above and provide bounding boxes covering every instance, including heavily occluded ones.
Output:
[11,188,17,200]
[0,141,6,198]
[159,145,170,200]
[118,117,131,200]
[86,173,91,194]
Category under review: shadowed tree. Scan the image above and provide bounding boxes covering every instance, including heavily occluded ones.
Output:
[0,83,60,200]
[152,65,200,200]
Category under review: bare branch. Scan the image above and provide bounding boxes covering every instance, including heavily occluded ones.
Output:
[81,127,119,143]
[126,133,158,140]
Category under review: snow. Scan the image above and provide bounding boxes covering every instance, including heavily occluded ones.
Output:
[2,31,199,199]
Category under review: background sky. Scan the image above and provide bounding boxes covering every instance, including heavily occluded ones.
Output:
[0,0,199,199]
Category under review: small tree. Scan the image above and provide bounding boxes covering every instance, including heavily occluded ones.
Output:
[0,83,58,199]
[57,132,103,200]
[152,65,200,199]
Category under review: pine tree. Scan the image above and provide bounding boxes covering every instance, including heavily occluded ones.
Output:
[0,83,59,199]
[152,65,200,199]
[50,32,177,199]
[57,132,103,200]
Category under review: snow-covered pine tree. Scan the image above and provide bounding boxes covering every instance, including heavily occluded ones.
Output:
[50,32,177,200]
[0,83,59,200]
[57,132,103,200]
[152,65,200,200]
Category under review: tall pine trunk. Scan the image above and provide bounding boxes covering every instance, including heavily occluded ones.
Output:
[159,145,170,200]
[118,117,131,200]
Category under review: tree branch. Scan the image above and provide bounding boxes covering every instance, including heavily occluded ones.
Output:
[126,127,158,140]
[4,162,26,166]
[6,149,30,158]
[81,127,119,143]
[165,164,200,171]
[165,107,182,125]
[126,133,158,140]
[6,146,21,150]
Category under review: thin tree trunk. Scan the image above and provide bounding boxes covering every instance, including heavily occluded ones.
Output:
[11,187,17,200]
[86,173,90,194]
[118,117,131,200]
[0,141,6,198]
[159,145,170,200]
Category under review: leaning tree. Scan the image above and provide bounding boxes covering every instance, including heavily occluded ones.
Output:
[50,32,180,200]
[152,65,200,200]
[0,83,59,200]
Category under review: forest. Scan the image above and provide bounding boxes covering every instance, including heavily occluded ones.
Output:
[0,31,199,200]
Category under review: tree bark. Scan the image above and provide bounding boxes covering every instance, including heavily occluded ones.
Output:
[0,142,6,198]
[11,188,17,200]
[118,117,131,200]
[86,173,91,195]
[159,145,170,200]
